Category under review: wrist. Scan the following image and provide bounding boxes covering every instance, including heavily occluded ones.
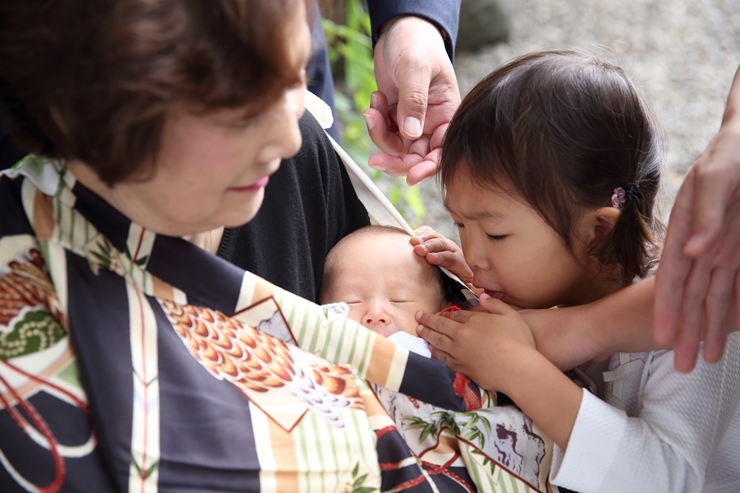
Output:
[497,346,547,397]
[378,15,446,45]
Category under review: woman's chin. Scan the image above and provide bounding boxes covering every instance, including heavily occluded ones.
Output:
[221,190,266,227]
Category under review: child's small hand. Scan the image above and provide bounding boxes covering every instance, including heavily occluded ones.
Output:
[410,226,475,287]
[416,294,539,394]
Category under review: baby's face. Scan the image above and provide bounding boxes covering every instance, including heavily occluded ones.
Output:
[322,233,443,338]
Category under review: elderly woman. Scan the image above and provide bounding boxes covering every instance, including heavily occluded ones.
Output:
[0,1,558,492]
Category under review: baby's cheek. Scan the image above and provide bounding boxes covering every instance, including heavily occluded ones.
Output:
[346,307,363,325]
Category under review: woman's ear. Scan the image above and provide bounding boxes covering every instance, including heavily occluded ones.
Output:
[579,206,621,250]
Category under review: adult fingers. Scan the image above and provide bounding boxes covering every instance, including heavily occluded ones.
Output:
[703,267,735,363]
[673,256,712,372]
[406,159,438,185]
[685,160,733,256]
[368,152,423,177]
[370,91,392,130]
[654,173,695,344]
[394,63,431,140]
[363,107,405,159]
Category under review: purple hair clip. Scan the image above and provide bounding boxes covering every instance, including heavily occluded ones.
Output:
[611,187,626,210]
[611,183,639,210]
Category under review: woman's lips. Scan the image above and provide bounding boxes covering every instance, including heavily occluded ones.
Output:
[231,176,269,192]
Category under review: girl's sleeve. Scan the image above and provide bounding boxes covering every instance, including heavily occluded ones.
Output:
[550,335,740,493]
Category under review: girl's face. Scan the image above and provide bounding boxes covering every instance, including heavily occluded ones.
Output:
[69,4,311,237]
[446,173,600,309]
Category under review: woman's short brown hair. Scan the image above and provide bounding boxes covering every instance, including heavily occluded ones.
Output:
[0,0,307,184]
[440,50,664,283]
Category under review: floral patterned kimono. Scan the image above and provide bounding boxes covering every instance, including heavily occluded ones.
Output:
[0,157,558,493]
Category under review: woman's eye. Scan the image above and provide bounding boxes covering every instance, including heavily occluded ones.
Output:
[487,234,507,241]
[389,300,409,304]
[453,221,464,229]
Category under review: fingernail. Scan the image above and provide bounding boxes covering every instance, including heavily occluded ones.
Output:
[404,116,422,138]
[370,93,379,109]
[416,324,424,335]
[369,163,386,172]
[480,293,491,300]
[363,112,375,130]
[416,311,423,321]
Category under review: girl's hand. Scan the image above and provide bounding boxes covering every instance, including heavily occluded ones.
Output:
[410,226,476,287]
[416,294,538,394]
[418,294,584,451]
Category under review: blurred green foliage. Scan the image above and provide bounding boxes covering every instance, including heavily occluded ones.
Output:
[322,0,425,222]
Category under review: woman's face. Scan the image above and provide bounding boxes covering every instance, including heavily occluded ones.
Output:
[75,6,311,237]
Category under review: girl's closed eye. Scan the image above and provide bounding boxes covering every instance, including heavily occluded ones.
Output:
[487,234,507,241]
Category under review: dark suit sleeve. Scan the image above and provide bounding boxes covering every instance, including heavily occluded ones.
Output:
[366,0,461,61]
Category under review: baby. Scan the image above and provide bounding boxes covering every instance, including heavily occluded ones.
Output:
[320,225,449,357]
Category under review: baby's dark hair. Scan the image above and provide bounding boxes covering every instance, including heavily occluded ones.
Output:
[440,50,664,283]
[321,225,457,307]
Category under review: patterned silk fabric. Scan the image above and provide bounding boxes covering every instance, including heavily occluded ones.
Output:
[0,157,557,493]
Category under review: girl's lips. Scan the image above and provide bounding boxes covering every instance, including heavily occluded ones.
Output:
[231,176,269,192]
[483,289,505,299]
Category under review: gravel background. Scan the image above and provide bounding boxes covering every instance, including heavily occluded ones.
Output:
[395,0,740,242]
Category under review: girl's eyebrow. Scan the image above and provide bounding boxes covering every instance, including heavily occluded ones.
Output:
[444,201,506,220]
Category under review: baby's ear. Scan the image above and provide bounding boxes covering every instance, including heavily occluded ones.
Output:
[580,206,621,249]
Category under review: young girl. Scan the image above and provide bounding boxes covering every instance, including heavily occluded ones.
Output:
[415,50,740,493]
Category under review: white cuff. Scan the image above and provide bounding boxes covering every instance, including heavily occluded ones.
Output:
[551,389,629,492]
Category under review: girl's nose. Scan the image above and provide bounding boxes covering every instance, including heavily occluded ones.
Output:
[463,236,491,272]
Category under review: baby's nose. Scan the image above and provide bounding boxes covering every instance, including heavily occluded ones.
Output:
[364,313,389,326]
[364,303,390,326]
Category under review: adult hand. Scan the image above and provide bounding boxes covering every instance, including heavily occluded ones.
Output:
[654,67,740,372]
[410,225,475,286]
[363,16,460,185]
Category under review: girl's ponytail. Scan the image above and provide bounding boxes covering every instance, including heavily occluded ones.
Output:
[596,178,663,283]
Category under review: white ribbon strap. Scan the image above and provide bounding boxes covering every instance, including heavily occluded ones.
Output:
[602,353,645,400]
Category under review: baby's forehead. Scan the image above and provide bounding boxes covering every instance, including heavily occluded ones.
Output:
[337,230,413,261]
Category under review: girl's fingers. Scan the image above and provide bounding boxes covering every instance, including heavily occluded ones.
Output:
[414,236,455,253]
[477,295,517,315]
[416,311,460,349]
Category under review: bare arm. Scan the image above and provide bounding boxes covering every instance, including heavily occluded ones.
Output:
[522,277,668,370]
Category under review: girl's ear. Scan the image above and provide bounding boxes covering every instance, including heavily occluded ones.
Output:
[580,206,621,250]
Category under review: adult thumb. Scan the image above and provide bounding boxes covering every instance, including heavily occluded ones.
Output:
[396,69,430,140]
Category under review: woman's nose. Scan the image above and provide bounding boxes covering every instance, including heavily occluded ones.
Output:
[260,86,305,162]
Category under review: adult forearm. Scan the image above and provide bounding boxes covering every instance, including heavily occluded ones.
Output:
[524,277,666,370]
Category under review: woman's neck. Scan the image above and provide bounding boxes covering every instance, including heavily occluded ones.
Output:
[67,160,225,254]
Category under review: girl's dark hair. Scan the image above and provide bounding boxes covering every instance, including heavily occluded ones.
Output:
[440,50,664,283]
[0,0,308,185]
